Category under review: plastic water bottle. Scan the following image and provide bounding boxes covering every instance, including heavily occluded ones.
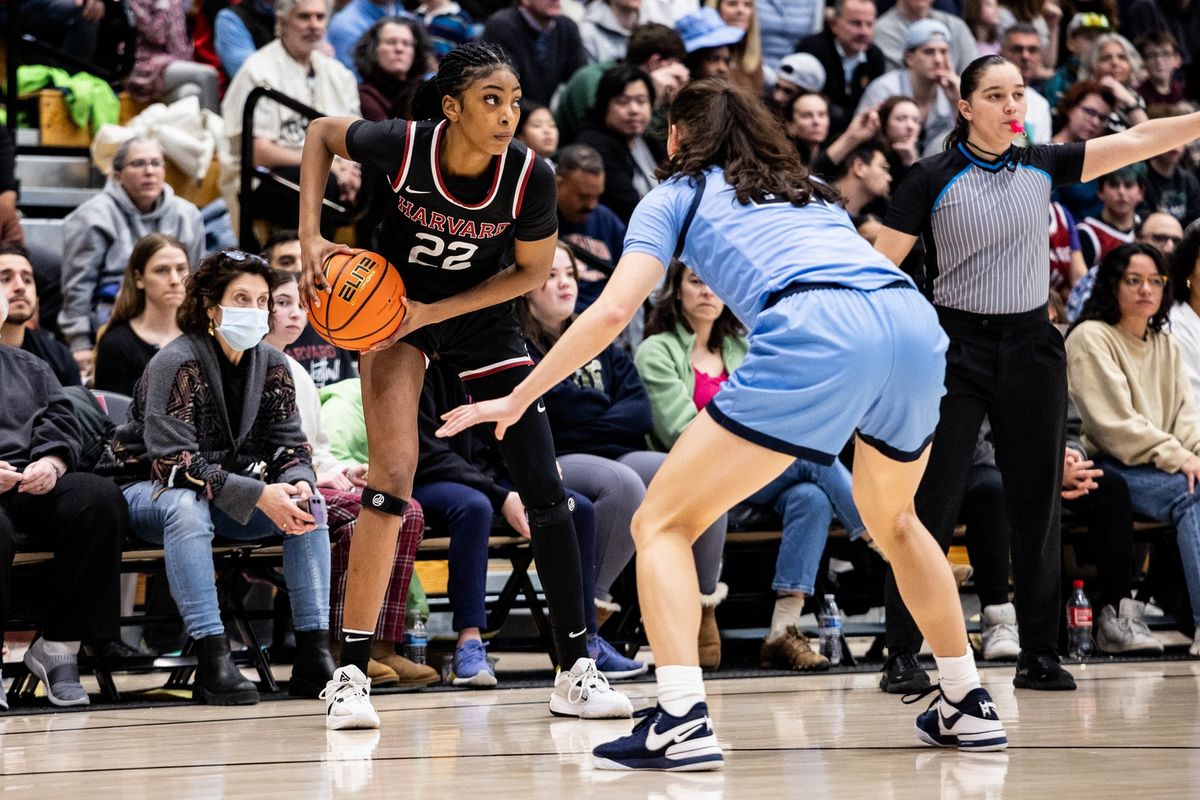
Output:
[818,594,844,666]
[403,613,428,665]
[1066,580,1095,659]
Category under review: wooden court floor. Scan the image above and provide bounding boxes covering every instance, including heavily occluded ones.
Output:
[2,660,1198,799]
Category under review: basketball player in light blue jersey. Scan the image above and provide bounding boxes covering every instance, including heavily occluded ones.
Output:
[437,78,1008,769]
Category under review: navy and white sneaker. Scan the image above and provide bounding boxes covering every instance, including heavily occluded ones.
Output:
[905,685,1008,752]
[593,703,724,771]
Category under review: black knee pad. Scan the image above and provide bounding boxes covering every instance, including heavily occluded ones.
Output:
[526,495,575,527]
[361,486,410,517]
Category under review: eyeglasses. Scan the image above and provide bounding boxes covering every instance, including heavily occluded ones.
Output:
[122,158,165,170]
[225,249,269,266]
[1077,106,1109,121]
[1146,233,1182,247]
[1120,274,1169,289]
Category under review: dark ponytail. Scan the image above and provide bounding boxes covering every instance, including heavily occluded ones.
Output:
[410,42,519,121]
[944,54,1010,152]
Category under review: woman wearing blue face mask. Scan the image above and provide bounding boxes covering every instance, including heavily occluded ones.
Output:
[111,248,334,706]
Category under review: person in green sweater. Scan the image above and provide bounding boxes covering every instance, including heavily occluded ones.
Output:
[635,261,866,673]
[1066,242,1200,658]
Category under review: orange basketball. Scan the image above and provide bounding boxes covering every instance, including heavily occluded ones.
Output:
[307,250,406,351]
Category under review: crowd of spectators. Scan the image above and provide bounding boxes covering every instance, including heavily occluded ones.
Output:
[3,0,1200,710]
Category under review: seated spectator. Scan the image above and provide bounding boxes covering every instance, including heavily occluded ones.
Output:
[2,0,102,66]
[877,95,922,181]
[1168,224,1200,403]
[675,7,744,82]
[416,0,478,60]
[782,90,831,165]
[0,245,82,387]
[576,65,667,224]
[0,128,23,247]
[554,23,687,147]
[219,0,361,238]
[1051,81,1118,222]
[1040,11,1111,107]
[127,0,222,113]
[1136,31,1186,106]
[1138,212,1184,259]
[215,0,278,81]
[517,244,708,672]
[1049,201,1087,300]
[1000,23,1053,144]
[1066,243,1200,658]
[830,140,893,223]
[263,272,437,688]
[93,234,188,397]
[515,103,560,161]
[580,0,641,65]
[768,52,826,115]
[873,0,977,73]
[1067,166,1145,319]
[356,17,430,121]
[795,0,887,135]
[856,19,958,157]
[1140,104,1200,228]
[964,0,1001,56]
[555,146,627,324]
[328,0,414,77]
[1079,32,1149,132]
[480,0,587,107]
[112,250,335,705]
[60,138,204,373]
[998,0,1063,68]
[0,290,127,711]
[265,230,358,387]
[705,0,765,96]
[756,0,824,74]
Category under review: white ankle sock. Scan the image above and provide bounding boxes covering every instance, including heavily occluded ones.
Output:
[768,594,806,641]
[656,665,705,717]
[934,650,981,703]
[42,640,80,657]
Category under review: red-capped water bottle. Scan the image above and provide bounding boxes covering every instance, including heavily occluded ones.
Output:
[1066,580,1096,659]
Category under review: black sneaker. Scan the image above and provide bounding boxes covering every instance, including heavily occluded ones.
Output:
[1013,647,1076,690]
[879,649,932,694]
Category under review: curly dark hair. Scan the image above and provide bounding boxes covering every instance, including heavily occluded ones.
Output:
[644,260,746,352]
[410,42,518,121]
[1069,242,1172,336]
[179,249,280,338]
[1170,223,1200,304]
[661,78,839,207]
[353,16,429,84]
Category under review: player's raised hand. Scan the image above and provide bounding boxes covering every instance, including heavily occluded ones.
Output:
[300,236,355,309]
[436,394,528,440]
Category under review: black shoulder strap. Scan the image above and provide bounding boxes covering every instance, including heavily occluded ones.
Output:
[672,173,706,262]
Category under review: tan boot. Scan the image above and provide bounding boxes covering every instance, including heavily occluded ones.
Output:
[595,598,621,630]
[760,626,830,671]
[371,640,440,687]
[698,583,728,671]
[329,638,401,687]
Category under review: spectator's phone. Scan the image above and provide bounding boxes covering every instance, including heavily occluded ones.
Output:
[293,494,328,527]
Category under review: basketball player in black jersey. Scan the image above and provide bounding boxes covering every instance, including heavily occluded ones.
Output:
[298,43,633,729]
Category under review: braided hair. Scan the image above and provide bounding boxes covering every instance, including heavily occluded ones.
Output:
[410,43,519,121]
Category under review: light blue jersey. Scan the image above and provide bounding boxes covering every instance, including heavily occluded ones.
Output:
[623,167,912,327]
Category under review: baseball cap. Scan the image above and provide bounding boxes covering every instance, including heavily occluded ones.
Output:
[1067,12,1112,35]
[674,7,745,54]
[905,18,952,50]
[777,53,827,92]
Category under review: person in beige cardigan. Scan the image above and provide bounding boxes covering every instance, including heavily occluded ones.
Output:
[1066,241,1200,657]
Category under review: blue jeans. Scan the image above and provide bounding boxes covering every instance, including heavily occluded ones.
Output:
[744,459,865,595]
[123,482,331,639]
[1096,459,1200,626]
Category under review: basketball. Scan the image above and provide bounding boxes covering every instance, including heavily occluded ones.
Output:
[307,250,406,351]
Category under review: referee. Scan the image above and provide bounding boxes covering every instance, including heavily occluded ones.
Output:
[874,54,1200,692]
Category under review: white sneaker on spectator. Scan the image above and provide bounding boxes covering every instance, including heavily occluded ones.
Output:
[321,666,380,730]
[549,657,633,719]
[1096,599,1163,655]
[980,603,1021,661]
[1191,632,1200,658]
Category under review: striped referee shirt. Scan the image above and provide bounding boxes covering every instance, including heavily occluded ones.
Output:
[884,142,1086,314]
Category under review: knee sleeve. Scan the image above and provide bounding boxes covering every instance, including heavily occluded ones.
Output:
[362,486,410,517]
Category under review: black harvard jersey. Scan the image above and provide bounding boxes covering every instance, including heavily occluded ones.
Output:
[346,118,558,302]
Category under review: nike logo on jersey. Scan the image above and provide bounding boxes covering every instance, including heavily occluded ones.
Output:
[644,717,709,751]
[405,186,431,194]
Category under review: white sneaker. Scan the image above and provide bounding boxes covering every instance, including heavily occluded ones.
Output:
[980,603,1020,661]
[1190,631,1200,658]
[549,657,633,719]
[321,666,381,730]
[1095,599,1163,655]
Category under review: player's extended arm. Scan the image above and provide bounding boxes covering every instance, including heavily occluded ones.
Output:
[298,117,359,305]
[1081,112,1200,183]
[435,251,665,440]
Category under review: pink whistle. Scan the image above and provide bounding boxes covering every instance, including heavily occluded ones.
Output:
[1008,119,1026,134]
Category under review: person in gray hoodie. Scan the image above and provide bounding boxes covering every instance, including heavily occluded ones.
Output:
[59,138,205,375]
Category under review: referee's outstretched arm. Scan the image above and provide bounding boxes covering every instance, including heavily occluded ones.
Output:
[1080,111,1200,183]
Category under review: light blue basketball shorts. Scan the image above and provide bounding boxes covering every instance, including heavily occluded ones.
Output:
[706,283,948,464]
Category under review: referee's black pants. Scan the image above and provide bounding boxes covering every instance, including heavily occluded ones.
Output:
[884,306,1067,655]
